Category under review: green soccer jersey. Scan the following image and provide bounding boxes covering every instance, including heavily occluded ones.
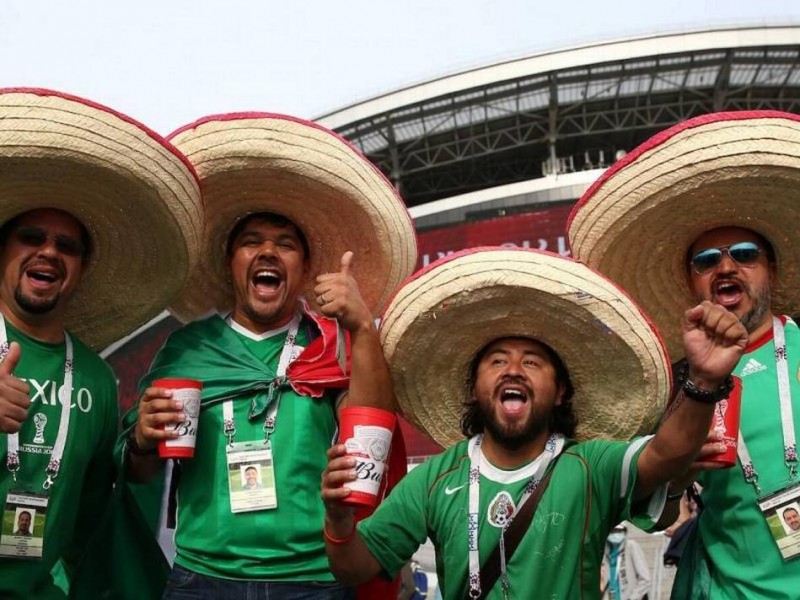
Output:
[172,318,341,581]
[359,435,660,600]
[0,322,118,600]
[692,316,800,599]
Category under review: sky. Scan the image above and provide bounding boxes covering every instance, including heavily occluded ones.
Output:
[1,1,799,134]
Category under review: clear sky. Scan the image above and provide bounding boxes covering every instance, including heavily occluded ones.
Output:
[2,0,799,133]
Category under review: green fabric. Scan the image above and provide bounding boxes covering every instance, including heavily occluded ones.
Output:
[359,436,656,600]
[679,316,800,599]
[0,322,117,600]
[125,315,342,581]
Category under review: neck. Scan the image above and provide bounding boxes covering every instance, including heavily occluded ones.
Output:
[747,310,775,346]
[480,429,552,469]
[0,302,65,344]
[231,308,295,335]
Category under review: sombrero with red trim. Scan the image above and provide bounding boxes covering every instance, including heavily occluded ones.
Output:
[380,247,671,448]
[0,88,202,349]
[569,111,800,358]
[166,113,417,322]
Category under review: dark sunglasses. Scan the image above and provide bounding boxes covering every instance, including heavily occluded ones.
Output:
[14,226,86,258]
[690,241,763,274]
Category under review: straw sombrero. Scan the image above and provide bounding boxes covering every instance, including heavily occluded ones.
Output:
[166,113,417,321]
[380,247,671,448]
[569,111,800,358]
[0,88,202,349]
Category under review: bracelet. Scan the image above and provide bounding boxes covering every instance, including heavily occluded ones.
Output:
[679,365,734,404]
[323,522,356,545]
[127,430,157,456]
[666,491,684,502]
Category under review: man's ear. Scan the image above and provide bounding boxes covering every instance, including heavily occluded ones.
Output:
[555,382,566,407]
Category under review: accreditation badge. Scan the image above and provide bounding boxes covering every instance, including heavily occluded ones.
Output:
[758,482,800,560]
[226,441,277,513]
[0,492,48,559]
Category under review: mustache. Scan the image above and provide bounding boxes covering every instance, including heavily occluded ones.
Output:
[21,257,65,279]
[493,375,533,397]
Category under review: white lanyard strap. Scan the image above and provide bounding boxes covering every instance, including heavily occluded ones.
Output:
[222,313,300,445]
[466,433,563,599]
[737,317,798,495]
[1,314,73,490]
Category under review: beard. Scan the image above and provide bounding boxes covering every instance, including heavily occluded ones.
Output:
[478,398,550,451]
[15,286,59,315]
[738,284,771,334]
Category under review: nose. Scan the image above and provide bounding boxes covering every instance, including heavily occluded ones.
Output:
[502,357,524,377]
[715,250,738,274]
[257,240,278,258]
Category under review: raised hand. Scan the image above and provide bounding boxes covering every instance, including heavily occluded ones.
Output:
[682,301,748,389]
[0,342,31,434]
[314,251,373,333]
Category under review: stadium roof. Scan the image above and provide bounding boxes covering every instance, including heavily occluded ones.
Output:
[317,25,800,208]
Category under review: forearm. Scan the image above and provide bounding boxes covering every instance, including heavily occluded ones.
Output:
[124,428,163,483]
[344,320,395,411]
[324,513,383,585]
[636,390,714,498]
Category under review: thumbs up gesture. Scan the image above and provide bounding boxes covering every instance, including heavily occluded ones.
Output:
[0,342,32,433]
[314,251,373,332]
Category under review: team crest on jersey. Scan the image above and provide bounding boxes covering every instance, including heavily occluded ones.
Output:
[487,491,516,528]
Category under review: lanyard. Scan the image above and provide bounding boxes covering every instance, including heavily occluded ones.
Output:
[467,433,564,599]
[1,314,73,490]
[222,313,300,445]
[738,316,798,495]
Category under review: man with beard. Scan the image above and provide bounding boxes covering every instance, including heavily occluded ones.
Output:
[124,114,416,599]
[322,248,745,599]
[568,111,800,598]
[0,89,202,599]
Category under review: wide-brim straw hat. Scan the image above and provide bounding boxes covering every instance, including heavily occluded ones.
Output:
[166,113,417,321]
[569,111,800,358]
[380,247,671,448]
[0,88,202,349]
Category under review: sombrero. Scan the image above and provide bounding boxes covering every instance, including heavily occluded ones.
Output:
[379,247,671,448]
[569,111,800,358]
[0,88,202,349]
[166,113,417,321]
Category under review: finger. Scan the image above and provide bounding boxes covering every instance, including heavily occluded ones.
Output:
[0,342,21,376]
[322,486,353,503]
[142,411,186,428]
[697,442,728,458]
[683,304,705,331]
[141,397,183,415]
[3,378,31,399]
[141,387,174,405]
[327,443,350,460]
[340,251,354,276]
[1,403,29,424]
[692,460,730,472]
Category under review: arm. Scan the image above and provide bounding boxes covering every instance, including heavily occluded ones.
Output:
[315,251,395,412]
[321,443,385,584]
[635,301,746,499]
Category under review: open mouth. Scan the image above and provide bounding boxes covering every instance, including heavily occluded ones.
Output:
[498,385,529,415]
[712,279,745,308]
[250,267,283,297]
[23,263,62,290]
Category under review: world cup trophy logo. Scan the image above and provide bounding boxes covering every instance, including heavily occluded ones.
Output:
[33,413,47,444]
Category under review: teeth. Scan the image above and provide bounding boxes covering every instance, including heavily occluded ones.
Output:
[501,389,525,400]
[29,271,56,283]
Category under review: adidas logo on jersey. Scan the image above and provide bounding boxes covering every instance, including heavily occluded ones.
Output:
[741,358,767,377]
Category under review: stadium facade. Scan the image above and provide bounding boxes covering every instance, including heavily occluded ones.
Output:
[107,24,800,457]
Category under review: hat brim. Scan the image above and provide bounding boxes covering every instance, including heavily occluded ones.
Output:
[569,111,800,358]
[0,89,202,349]
[167,114,417,321]
[379,247,671,448]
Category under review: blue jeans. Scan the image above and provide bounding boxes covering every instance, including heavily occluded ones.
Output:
[163,565,355,600]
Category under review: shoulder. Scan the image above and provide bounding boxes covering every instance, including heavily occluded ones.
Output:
[163,315,225,346]
[69,335,116,384]
[411,440,470,493]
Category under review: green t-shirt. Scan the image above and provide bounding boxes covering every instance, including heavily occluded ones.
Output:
[0,322,118,600]
[173,319,341,581]
[359,435,659,600]
[693,316,800,598]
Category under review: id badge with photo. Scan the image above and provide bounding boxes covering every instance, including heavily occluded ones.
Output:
[0,492,48,559]
[757,482,800,561]
[226,441,277,513]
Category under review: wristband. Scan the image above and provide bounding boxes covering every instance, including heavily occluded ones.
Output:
[679,365,734,404]
[323,522,356,545]
[127,430,157,456]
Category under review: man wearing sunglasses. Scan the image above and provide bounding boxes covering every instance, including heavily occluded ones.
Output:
[569,111,800,599]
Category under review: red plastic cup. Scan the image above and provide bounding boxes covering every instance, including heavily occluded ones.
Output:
[338,407,397,507]
[707,376,742,468]
[155,378,203,459]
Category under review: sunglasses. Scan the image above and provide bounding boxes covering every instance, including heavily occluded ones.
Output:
[690,241,763,274]
[14,226,86,258]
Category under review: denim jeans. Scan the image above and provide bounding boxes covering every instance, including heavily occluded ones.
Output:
[163,564,355,600]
